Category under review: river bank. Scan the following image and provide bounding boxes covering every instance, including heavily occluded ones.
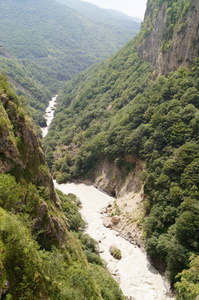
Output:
[54,181,174,300]
[43,96,174,299]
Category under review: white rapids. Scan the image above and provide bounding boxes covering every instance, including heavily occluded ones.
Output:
[54,181,174,300]
[41,95,57,138]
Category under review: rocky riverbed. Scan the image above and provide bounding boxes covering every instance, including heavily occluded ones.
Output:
[54,181,174,300]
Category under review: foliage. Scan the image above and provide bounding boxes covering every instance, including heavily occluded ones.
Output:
[90,264,124,300]
[0,0,140,127]
[44,34,199,292]
[0,179,123,299]
[0,174,20,211]
[0,0,139,90]
[0,208,49,299]
[57,0,141,31]
[137,0,192,52]
[2,0,199,296]
[175,255,199,300]
[0,77,123,299]
[56,189,86,232]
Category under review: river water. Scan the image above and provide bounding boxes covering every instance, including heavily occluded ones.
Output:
[44,96,174,300]
[41,95,57,138]
[54,182,173,300]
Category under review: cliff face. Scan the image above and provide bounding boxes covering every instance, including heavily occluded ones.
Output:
[0,93,58,204]
[93,157,144,198]
[0,79,69,251]
[137,0,199,75]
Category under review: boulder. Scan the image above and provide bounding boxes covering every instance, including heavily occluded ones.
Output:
[111,216,120,225]
[109,245,122,260]
[103,217,112,228]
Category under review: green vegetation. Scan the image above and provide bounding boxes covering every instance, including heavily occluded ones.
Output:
[0,0,140,128]
[0,177,124,299]
[44,8,199,293]
[137,0,192,51]
[44,39,153,177]
[0,77,124,299]
[1,0,136,75]
[1,0,199,297]
[109,246,122,260]
[0,57,51,131]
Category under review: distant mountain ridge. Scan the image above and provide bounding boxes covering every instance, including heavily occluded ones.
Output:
[0,0,139,84]
[56,0,141,30]
[0,0,140,127]
[105,8,142,23]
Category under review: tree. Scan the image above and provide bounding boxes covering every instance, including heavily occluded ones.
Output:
[0,174,20,211]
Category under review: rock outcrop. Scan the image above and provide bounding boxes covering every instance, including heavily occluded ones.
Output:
[0,93,58,205]
[0,87,68,249]
[93,157,144,198]
[93,157,145,247]
[137,0,199,75]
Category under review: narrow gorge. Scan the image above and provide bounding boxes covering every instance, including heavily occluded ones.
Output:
[1,0,199,299]
[44,97,174,299]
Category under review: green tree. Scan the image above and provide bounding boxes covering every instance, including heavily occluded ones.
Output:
[0,174,20,211]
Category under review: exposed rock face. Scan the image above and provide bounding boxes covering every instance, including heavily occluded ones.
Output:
[0,91,69,249]
[0,93,59,206]
[137,0,199,75]
[93,157,144,198]
[93,157,145,247]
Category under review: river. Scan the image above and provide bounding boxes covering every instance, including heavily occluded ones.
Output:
[41,95,57,138]
[54,182,173,300]
[44,96,174,300]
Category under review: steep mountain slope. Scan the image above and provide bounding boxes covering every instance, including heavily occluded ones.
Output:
[0,0,140,129]
[0,0,139,89]
[0,76,124,299]
[44,0,199,297]
[137,0,199,74]
[0,57,52,129]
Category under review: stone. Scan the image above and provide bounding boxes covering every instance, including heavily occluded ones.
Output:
[109,245,122,260]
[100,207,107,214]
[103,217,112,228]
[111,215,120,225]
[137,0,199,75]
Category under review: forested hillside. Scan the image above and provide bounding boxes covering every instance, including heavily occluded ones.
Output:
[44,0,199,298]
[0,0,140,128]
[1,0,138,83]
[0,75,124,299]
[0,57,52,129]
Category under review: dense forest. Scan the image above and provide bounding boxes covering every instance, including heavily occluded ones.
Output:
[1,0,139,81]
[0,75,124,299]
[43,0,199,298]
[1,0,199,298]
[0,0,140,128]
